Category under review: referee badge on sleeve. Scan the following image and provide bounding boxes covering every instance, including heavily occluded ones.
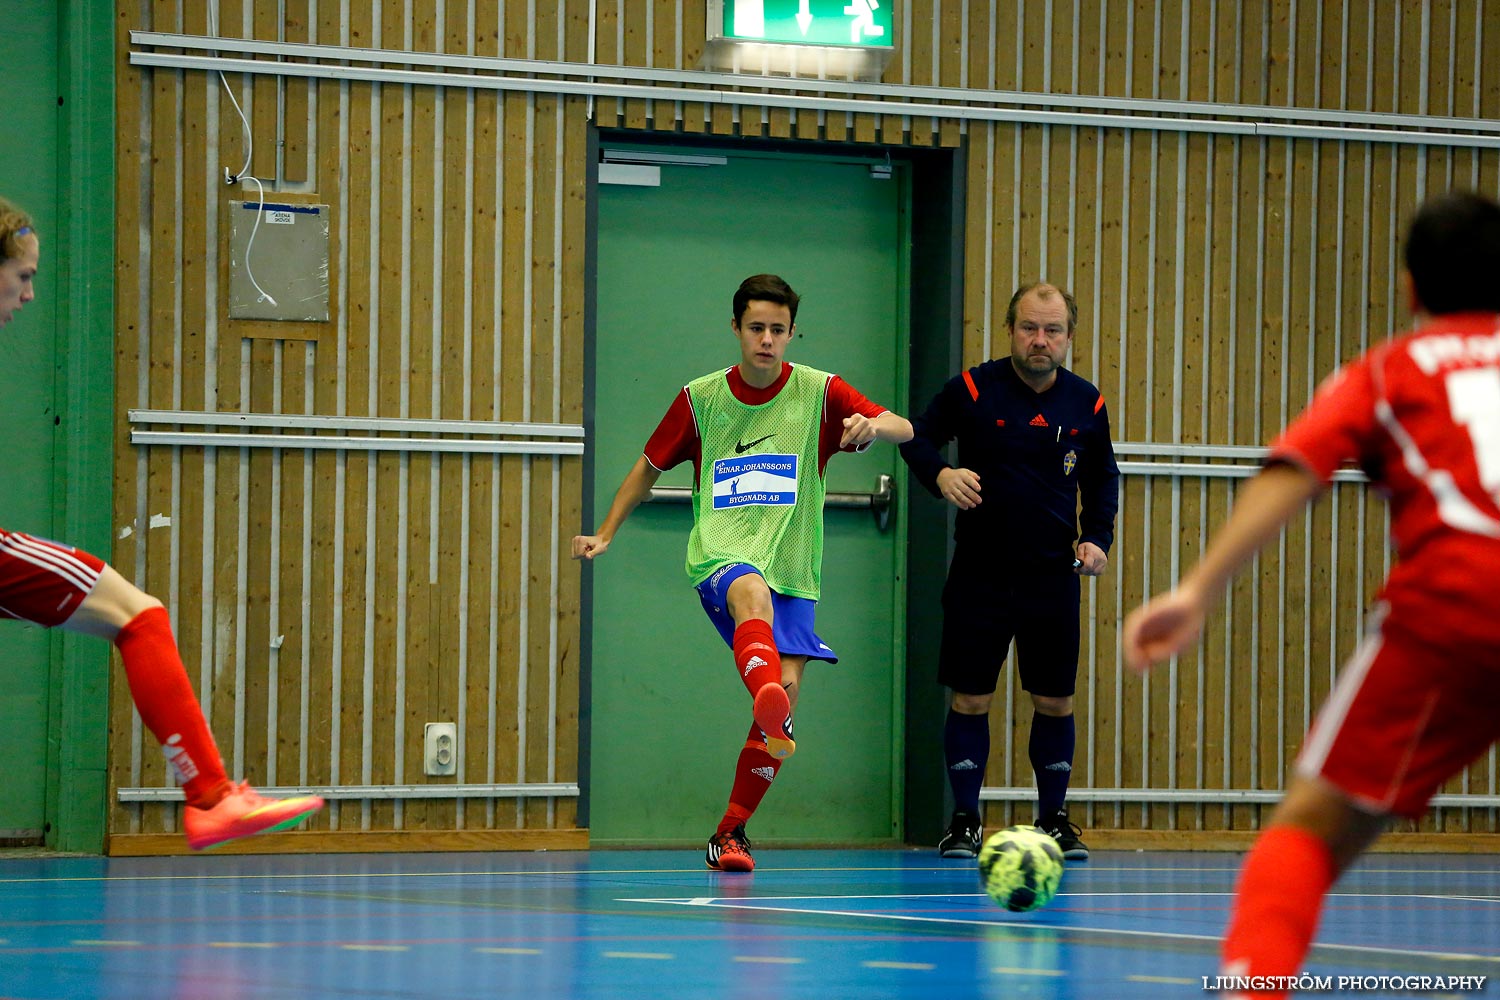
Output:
[1062,449,1077,475]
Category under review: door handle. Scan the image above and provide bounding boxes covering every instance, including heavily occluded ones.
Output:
[646,473,896,531]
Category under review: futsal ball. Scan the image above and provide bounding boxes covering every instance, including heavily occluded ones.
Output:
[977,825,1065,912]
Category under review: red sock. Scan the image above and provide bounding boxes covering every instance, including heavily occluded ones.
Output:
[718,722,785,834]
[114,607,232,809]
[732,618,781,697]
[1221,825,1338,995]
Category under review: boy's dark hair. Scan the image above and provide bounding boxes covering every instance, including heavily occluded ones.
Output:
[1404,190,1500,316]
[733,274,800,327]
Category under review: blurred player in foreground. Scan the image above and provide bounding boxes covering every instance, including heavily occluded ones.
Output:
[0,195,323,849]
[1123,190,1500,998]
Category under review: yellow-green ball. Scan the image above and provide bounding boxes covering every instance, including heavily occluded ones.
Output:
[977,825,1065,912]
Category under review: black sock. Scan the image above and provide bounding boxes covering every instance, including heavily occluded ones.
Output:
[1029,711,1075,818]
[943,708,989,815]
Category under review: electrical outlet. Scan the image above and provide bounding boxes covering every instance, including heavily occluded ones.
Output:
[423,722,457,776]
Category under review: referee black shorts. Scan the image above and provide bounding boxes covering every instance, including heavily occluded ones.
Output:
[936,546,1081,698]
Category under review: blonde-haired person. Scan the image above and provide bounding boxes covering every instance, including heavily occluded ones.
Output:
[0,197,323,849]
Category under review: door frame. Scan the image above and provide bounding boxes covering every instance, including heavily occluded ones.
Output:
[578,128,965,845]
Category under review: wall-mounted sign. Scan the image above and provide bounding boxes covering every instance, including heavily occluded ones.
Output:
[715,0,894,48]
[704,0,896,79]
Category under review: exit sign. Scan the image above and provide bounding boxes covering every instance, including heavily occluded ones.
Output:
[715,0,895,49]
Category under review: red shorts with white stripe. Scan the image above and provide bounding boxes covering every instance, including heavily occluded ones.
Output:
[0,529,106,627]
[1296,603,1500,819]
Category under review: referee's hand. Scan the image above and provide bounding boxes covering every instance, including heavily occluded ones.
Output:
[1073,541,1108,576]
[936,467,982,509]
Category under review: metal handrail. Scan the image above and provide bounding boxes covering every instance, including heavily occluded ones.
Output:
[647,473,895,530]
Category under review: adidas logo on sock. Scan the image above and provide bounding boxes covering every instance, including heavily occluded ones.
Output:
[743,655,769,677]
[161,734,200,782]
[950,758,979,771]
[751,766,776,782]
[1044,761,1073,772]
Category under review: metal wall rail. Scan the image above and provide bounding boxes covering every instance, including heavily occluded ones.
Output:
[118,782,580,802]
[1112,441,1370,482]
[128,409,586,455]
[126,40,1500,149]
[980,786,1500,808]
[1117,461,1367,482]
[129,409,585,438]
[130,30,1500,138]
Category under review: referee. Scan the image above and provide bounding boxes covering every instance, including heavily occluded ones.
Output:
[901,282,1120,861]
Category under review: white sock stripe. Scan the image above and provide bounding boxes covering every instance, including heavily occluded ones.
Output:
[4,534,102,593]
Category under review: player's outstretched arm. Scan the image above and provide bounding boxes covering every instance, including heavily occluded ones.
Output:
[1122,463,1322,673]
[571,455,662,560]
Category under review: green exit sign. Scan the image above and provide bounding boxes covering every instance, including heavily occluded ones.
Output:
[714,0,895,49]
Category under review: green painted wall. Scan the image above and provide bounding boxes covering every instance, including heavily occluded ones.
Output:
[0,0,115,852]
[0,0,67,844]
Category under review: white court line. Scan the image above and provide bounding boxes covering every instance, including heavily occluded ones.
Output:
[623,891,1500,904]
[619,894,1500,964]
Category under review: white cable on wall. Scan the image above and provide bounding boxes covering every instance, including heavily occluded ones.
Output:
[208,3,279,308]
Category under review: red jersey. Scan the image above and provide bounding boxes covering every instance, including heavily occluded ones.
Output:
[643,362,888,479]
[1270,312,1500,644]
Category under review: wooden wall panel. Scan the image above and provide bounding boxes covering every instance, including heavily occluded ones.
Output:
[113,0,1500,849]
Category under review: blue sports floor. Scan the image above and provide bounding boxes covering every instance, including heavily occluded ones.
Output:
[0,848,1495,999]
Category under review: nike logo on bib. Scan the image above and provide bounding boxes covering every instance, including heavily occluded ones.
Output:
[734,434,774,454]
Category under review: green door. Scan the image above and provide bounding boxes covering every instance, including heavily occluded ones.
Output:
[0,2,62,843]
[590,144,909,846]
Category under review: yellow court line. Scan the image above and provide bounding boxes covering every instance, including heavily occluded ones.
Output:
[992,967,1066,977]
[863,961,935,971]
[1128,974,1199,985]
[70,940,140,947]
[603,951,675,960]
[733,956,805,964]
[340,944,409,952]
[475,947,542,955]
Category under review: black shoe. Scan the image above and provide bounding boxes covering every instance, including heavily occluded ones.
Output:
[1037,809,1089,861]
[938,810,983,858]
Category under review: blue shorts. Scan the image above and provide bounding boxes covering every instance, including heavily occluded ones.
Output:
[695,563,839,663]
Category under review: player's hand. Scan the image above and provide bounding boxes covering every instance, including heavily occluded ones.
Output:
[1121,587,1207,673]
[839,413,877,449]
[1073,541,1108,576]
[571,534,610,560]
[936,467,982,509]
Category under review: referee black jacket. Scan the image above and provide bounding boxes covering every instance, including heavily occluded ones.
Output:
[900,357,1121,567]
